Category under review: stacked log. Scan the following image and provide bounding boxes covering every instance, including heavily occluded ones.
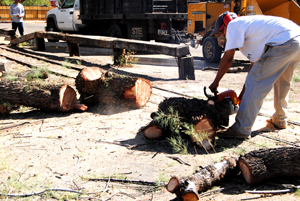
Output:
[142,97,231,149]
[75,67,152,108]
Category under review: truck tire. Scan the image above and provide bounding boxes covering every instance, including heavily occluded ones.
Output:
[47,21,59,42]
[108,24,123,38]
[202,36,223,63]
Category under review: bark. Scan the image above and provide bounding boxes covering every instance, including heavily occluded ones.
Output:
[151,97,230,128]
[145,97,231,149]
[0,81,84,112]
[238,147,300,185]
[167,157,239,200]
[76,67,152,108]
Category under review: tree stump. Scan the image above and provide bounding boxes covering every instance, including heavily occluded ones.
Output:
[166,157,239,200]
[0,81,86,112]
[239,147,300,185]
[76,67,152,108]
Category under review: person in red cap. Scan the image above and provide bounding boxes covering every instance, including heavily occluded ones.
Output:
[9,0,25,36]
[209,12,300,139]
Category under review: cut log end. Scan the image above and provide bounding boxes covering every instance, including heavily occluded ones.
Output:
[239,160,253,185]
[166,176,179,193]
[59,85,77,111]
[124,78,152,107]
[182,192,199,201]
[80,67,103,81]
[143,125,163,140]
[0,104,8,114]
[193,118,216,150]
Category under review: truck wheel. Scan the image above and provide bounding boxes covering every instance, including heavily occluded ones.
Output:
[202,36,223,63]
[108,24,123,38]
[47,21,59,42]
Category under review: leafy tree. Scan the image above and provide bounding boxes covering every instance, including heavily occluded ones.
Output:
[0,0,51,6]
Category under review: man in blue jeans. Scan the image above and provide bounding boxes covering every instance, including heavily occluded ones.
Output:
[209,12,300,139]
[10,0,25,36]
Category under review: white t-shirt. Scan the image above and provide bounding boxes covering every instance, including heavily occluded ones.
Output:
[225,15,300,62]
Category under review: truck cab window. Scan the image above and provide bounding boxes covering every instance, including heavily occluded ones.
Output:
[61,0,75,9]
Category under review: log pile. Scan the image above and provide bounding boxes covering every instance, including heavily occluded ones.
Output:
[167,147,300,201]
[141,97,231,149]
[75,67,152,108]
[1,66,151,113]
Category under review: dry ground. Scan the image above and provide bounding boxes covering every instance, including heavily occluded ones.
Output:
[0,43,300,201]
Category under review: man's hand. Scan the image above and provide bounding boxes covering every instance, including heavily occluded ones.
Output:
[209,81,219,93]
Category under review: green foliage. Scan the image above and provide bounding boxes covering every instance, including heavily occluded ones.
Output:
[0,0,51,6]
[295,189,300,197]
[5,75,18,82]
[153,107,182,134]
[116,49,139,67]
[155,173,169,186]
[26,67,49,81]
[167,134,189,154]
[62,58,71,69]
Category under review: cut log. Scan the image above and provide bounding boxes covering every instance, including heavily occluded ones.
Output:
[76,67,152,108]
[166,157,239,200]
[146,97,230,148]
[151,97,230,128]
[0,104,8,114]
[0,81,84,112]
[238,147,300,185]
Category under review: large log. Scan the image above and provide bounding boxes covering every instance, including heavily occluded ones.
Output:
[144,97,231,149]
[166,157,239,200]
[239,147,300,185]
[75,67,152,108]
[0,81,86,112]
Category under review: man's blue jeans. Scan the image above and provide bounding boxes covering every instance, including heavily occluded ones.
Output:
[12,22,24,36]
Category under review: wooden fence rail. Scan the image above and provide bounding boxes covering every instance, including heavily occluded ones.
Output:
[0,29,195,80]
[0,6,53,21]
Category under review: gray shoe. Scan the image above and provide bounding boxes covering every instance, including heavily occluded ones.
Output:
[217,127,250,139]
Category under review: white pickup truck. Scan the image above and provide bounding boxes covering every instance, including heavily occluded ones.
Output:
[46,0,84,40]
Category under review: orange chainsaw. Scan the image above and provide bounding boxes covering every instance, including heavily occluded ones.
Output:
[204,87,240,115]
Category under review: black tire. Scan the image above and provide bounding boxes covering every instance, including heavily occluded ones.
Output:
[46,21,59,42]
[202,36,223,63]
[108,24,123,38]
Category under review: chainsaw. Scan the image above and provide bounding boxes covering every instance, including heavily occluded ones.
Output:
[204,86,240,115]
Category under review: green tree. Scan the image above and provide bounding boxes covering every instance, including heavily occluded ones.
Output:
[0,0,51,6]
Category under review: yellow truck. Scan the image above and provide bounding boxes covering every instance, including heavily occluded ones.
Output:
[187,0,300,62]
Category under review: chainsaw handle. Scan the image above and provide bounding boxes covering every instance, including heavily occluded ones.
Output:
[204,86,219,102]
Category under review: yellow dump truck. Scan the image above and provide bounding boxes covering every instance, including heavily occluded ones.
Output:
[187,0,300,62]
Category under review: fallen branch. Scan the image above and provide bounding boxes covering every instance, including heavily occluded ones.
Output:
[167,155,191,166]
[89,178,165,186]
[245,189,293,194]
[166,157,239,200]
[0,188,83,197]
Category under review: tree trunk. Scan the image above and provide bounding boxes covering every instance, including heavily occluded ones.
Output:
[238,147,300,185]
[167,157,239,200]
[76,67,152,108]
[0,81,85,112]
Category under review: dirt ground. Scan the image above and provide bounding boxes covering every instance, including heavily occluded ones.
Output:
[1,43,300,201]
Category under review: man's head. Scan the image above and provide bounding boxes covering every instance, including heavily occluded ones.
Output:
[14,0,21,3]
[211,11,237,38]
